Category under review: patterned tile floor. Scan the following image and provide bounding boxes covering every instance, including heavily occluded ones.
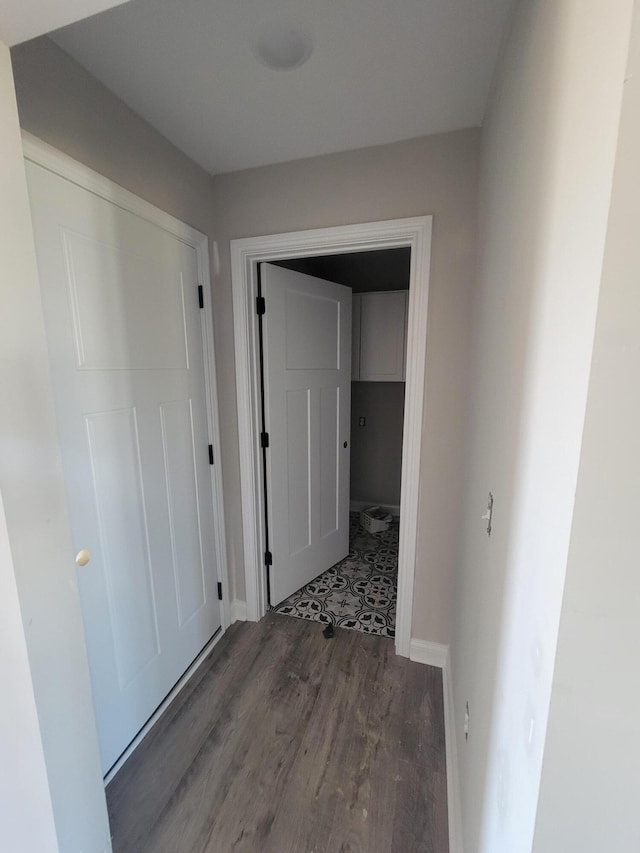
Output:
[272,513,399,637]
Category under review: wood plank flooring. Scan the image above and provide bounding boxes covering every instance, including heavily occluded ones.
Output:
[106,613,449,853]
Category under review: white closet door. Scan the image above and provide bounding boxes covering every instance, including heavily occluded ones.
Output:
[261,264,351,605]
[26,160,221,773]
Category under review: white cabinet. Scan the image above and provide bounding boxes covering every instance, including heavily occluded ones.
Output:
[352,290,408,382]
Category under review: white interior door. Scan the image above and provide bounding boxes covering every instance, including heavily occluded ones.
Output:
[26,160,222,773]
[261,263,351,605]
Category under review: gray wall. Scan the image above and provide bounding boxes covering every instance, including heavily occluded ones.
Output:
[12,36,480,647]
[211,128,479,644]
[350,382,405,508]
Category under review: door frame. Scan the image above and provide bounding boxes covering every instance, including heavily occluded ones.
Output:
[231,216,432,657]
[22,131,231,773]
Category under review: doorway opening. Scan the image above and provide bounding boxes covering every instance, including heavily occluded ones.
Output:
[231,217,432,657]
[267,249,409,638]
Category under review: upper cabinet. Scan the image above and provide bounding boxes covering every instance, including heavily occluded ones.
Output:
[352,291,408,382]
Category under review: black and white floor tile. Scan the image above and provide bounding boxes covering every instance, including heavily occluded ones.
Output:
[272,513,399,637]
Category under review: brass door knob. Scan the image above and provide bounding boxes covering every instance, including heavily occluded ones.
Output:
[75,549,91,567]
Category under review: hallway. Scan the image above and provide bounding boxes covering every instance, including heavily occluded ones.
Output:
[106,613,448,852]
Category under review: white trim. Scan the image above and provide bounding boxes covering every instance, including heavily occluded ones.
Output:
[197,232,231,635]
[22,131,232,634]
[231,217,432,658]
[230,599,248,623]
[443,654,463,853]
[349,499,401,518]
[22,132,204,247]
[103,627,225,785]
[409,638,448,669]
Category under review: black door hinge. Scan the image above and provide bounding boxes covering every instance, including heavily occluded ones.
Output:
[208,444,214,465]
[256,295,266,315]
[217,582,222,601]
[265,550,273,567]
[260,431,269,449]
[198,285,204,309]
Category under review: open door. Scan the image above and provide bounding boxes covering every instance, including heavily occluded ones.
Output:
[261,263,351,605]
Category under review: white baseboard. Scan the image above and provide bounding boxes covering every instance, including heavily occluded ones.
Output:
[409,638,448,669]
[443,655,463,853]
[349,499,401,517]
[230,598,247,623]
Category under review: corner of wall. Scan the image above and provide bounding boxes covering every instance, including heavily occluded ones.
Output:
[231,599,248,623]
[443,650,464,853]
[409,640,463,852]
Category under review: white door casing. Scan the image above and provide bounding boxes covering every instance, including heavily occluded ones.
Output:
[24,134,228,774]
[261,264,351,605]
[231,217,432,658]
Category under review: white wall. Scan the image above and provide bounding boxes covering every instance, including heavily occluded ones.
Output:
[0,42,111,852]
[0,0,129,47]
[451,1,633,850]
[533,4,640,850]
[0,491,57,846]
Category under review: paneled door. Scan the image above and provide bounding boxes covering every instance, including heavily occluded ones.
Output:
[26,159,222,774]
[261,263,351,605]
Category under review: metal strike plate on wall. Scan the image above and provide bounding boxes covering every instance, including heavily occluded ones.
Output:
[481,492,494,537]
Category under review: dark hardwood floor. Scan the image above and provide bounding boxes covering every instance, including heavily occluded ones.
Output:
[106,613,449,853]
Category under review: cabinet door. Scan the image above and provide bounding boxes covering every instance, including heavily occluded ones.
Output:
[359,291,407,382]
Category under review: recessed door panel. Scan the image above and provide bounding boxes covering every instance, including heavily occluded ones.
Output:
[286,388,312,556]
[285,289,339,370]
[86,408,160,689]
[320,386,340,540]
[62,228,189,371]
[160,399,207,627]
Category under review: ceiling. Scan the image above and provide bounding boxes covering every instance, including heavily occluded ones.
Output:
[49,0,515,176]
[275,249,411,293]
[0,0,129,47]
